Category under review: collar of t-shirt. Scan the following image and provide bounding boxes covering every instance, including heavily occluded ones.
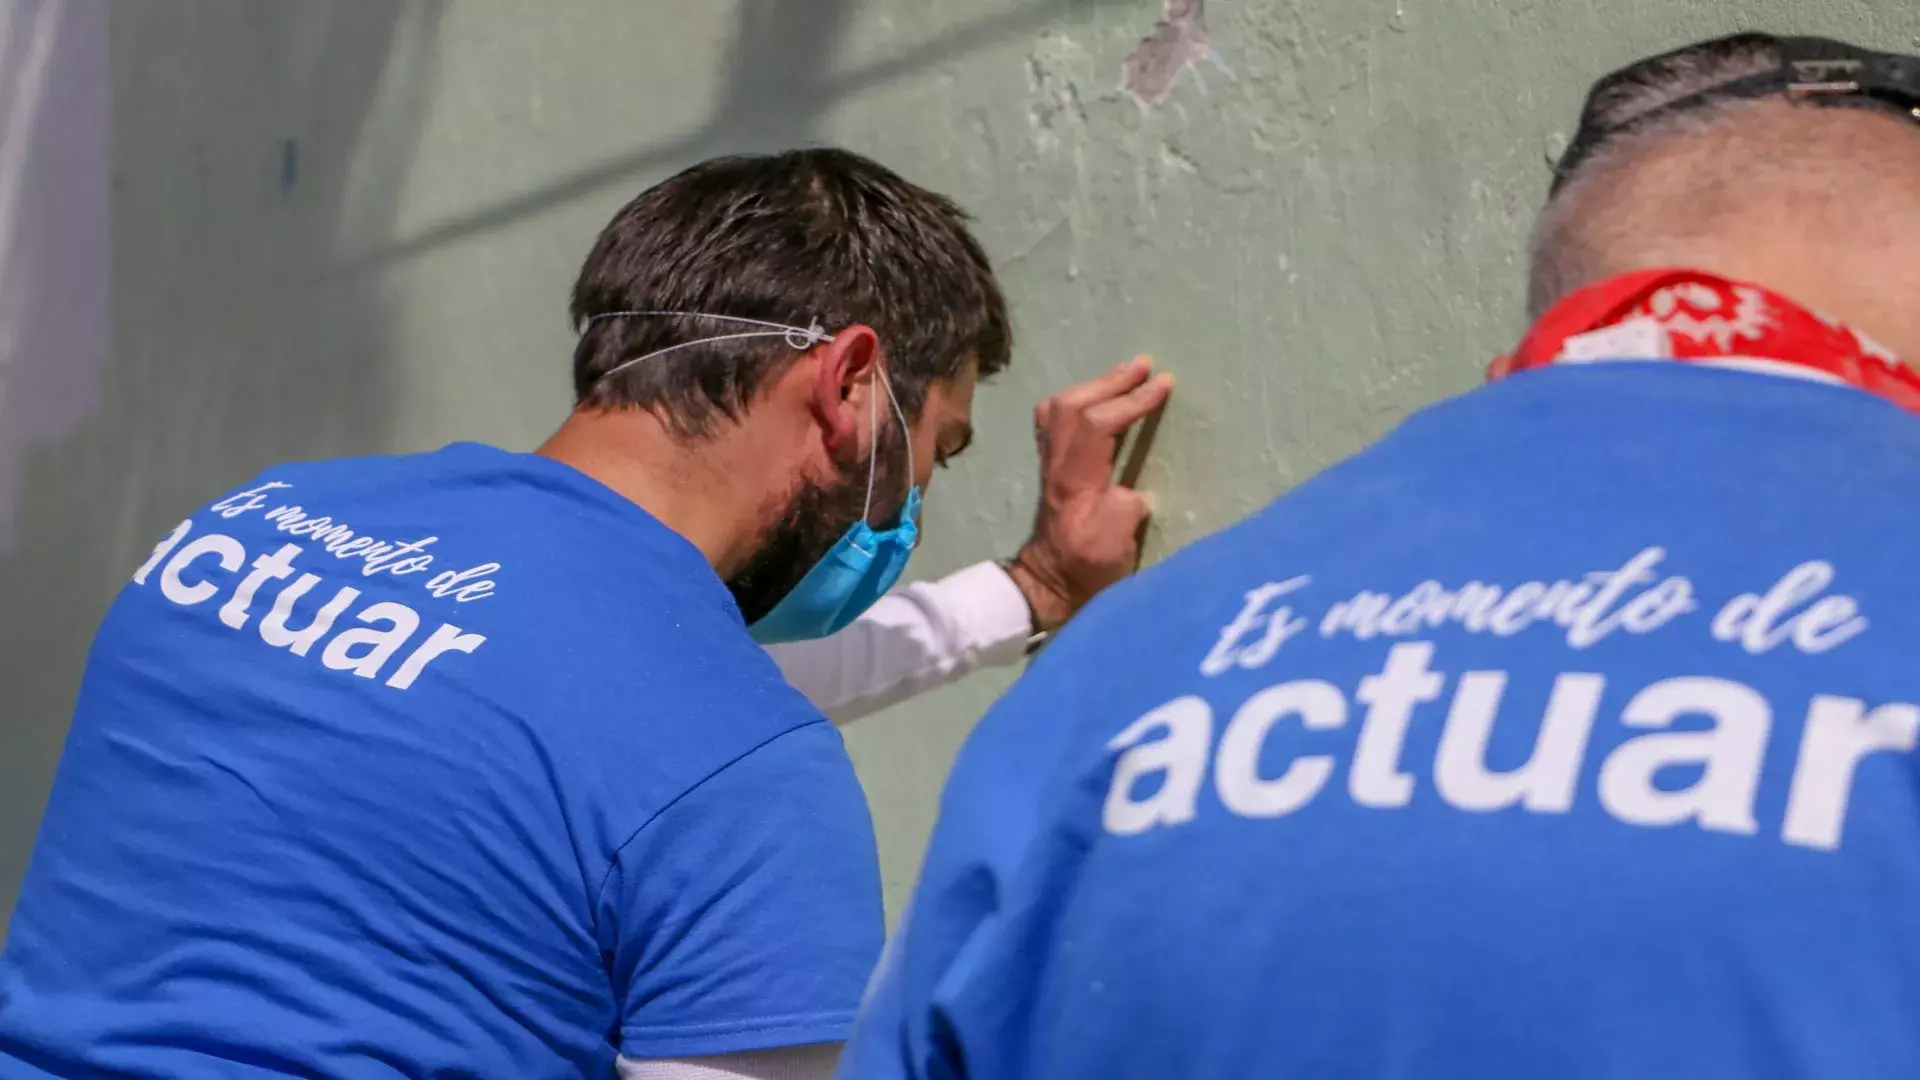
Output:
[1488,268,1920,413]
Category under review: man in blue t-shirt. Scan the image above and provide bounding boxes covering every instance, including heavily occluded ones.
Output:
[0,148,1032,1079]
[844,34,1920,1080]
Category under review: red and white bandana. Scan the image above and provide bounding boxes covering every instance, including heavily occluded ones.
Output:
[1489,268,1920,413]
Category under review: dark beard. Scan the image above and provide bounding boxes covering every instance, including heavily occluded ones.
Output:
[725,421,913,625]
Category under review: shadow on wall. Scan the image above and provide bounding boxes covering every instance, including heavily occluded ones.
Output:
[0,0,1129,931]
[341,0,1132,273]
[0,0,109,555]
[0,0,444,929]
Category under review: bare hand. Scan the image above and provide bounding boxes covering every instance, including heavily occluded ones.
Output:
[1007,356,1174,632]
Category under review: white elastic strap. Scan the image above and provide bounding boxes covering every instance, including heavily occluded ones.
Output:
[862,364,878,518]
[585,311,835,385]
[860,367,913,525]
[585,308,912,527]
[586,310,834,349]
[597,330,819,383]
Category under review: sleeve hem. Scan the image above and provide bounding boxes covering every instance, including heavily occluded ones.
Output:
[620,1012,855,1060]
[934,560,1033,665]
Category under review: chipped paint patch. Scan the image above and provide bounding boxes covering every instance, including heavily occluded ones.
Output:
[1122,0,1228,108]
[1026,31,1091,155]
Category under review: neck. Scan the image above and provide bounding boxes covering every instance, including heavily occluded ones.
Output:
[536,409,784,577]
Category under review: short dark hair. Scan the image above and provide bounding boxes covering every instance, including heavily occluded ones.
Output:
[1529,33,1920,316]
[1546,34,1783,197]
[569,148,1012,437]
[1549,33,1920,194]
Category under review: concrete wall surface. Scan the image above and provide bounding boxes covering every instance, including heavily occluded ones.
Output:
[4,0,1917,928]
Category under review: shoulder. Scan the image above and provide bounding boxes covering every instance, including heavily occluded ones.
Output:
[598,719,880,1059]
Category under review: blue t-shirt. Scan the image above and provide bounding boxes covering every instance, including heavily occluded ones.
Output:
[845,363,1920,1080]
[0,443,882,1078]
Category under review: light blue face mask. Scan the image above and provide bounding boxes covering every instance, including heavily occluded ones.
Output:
[748,363,921,644]
[582,309,923,644]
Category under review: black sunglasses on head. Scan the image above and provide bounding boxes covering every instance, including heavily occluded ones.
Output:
[1551,33,1920,194]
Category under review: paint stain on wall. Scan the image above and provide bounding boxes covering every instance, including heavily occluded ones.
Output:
[1026,31,1090,154]
[1122,0,1227,108]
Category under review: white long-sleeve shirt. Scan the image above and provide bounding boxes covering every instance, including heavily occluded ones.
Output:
[764,561,1034,724]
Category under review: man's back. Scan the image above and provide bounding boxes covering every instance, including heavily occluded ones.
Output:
[1,443,881,1078]
[850,363,1920,1079]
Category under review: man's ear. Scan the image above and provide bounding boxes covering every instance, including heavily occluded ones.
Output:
[809,324,882,453]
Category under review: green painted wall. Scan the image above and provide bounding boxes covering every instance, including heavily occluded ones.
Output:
[5,0,1917,928]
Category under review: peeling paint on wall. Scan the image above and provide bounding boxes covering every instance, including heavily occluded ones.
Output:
[1122,0,1228,108]
[1025,31,1090,155]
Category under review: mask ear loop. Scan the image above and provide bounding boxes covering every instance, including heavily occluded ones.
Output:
[858,366,915,527]
[886,372,913,506]
[861,367,880,522]
[856,367,917,559]
[585,308,916,545]
[586,312,834,385]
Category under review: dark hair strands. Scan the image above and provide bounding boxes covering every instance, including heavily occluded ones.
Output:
[569,148,1011,440]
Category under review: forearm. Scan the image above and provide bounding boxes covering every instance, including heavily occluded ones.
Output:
[765,561,1033,724]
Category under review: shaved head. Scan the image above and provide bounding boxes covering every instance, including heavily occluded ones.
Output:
[1529,42,1920,357]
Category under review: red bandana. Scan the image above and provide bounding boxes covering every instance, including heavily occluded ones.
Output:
[1489,268,1920,413]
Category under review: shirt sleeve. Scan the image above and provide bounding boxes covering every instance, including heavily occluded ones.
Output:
[599,722,885,1061]
[619,1043,841,1080]
[764,562,1033,725]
